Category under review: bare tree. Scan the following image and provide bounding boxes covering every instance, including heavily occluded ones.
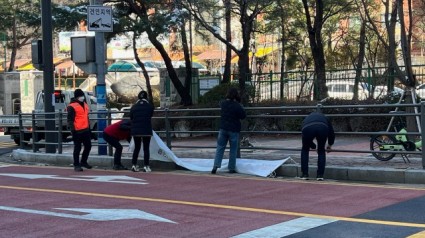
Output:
[301,0,353,100]
[112,0,193,105]
[184,0,273,104]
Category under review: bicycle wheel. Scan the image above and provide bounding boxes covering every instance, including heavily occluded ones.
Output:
[370,134,397,161]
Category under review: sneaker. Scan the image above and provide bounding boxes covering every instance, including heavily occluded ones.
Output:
[74,166,83,172]
[211,166,218,174]
[113,164,127,170]
[299,174,309,180]
[131,165,140,172]
[143,166,152,172]
[316,176,324,181]
[81,163,92,169]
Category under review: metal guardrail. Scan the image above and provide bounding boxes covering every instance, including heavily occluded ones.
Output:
[10,102,425,169]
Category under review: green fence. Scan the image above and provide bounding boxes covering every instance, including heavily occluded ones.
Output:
[244,65,425,102]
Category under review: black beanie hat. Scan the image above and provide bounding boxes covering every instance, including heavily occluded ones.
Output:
[138,90,148,100]
[74,89,84,98]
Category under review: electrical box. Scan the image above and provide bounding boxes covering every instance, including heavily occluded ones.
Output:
[31,40,43,70]
[71,36,95,63]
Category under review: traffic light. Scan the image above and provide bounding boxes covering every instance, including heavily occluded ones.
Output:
[31,40,43,70]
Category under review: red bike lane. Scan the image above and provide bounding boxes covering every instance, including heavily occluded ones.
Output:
[0,165,425,237]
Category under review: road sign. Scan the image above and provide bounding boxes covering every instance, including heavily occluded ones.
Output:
[87,6,113,32]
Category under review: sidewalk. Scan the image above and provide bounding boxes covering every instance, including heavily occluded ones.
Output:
[3,135,425,184]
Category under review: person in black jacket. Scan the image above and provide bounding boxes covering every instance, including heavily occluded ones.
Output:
[300,111,335,181]
[211,87,246,174]
[130,90,154,172]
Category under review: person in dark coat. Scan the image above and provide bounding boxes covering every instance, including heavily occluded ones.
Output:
[211,87,246,174]
[67,89,92,172]
[300,111,335,181]
[103,119,131,170]
[130,90,154,172]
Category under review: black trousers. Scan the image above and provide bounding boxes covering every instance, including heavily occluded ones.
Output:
[301,125,329,177]
[132,136,151,166]
[72,130,92,166]
[103,132,123,165]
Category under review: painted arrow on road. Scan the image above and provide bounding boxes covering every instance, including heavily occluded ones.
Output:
[0,206,175,223]
[0,174,148,185]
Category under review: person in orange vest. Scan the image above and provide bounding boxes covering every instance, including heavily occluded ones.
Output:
[103,119,131,170]
[67,89,92,172]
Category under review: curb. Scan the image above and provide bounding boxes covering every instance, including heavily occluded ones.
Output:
[9,149,425,185]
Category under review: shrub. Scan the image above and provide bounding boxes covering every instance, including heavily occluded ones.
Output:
[198,82,255,106]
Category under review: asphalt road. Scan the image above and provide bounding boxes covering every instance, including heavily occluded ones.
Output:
[0,164,425,238]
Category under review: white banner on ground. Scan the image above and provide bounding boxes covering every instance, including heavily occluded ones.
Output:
[129,132,290,177]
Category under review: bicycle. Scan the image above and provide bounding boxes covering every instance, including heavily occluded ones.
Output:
[370,115,422,163]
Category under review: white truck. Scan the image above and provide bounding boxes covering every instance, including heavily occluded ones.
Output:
[0,89,98,144]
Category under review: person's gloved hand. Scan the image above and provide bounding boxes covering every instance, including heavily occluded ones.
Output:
[310,142,316,150]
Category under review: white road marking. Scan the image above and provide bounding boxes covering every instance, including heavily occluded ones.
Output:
[0,174,148,185]
[0,206,175,223]
[232,217,337,238]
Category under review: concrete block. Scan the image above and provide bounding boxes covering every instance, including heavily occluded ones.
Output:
[277,164,298,177]
[325,166,349,180]
[405,169,425,184]
[347,167,405,183]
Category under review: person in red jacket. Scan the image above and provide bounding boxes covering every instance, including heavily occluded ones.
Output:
[103,120,131,170]
[67,89,92,172]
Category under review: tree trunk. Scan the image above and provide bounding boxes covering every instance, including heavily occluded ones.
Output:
[302,0,327,101]
[353,21,366,100]
[180,18,193,90]
[132,33,153,104]
[8,16,17,72]
[237,15,253,105]
[222,0,232,83]
[279,8,286,100]
[148,33,192,105]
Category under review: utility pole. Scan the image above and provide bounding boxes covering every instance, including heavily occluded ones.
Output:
[89,0,110,155]
[41,0,56,153]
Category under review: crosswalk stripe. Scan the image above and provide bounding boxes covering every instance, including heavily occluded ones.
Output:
[407,230,425,238]
[231,217,337,238]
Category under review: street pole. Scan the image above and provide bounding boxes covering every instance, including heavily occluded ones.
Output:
[90,0,107,155]
[41,0,56,153]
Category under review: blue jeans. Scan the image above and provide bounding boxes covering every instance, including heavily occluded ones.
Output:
[213,129,239,170]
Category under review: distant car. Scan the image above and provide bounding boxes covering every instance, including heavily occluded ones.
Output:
[108,108,120,124]
[172,61,209,75]
[372,86,404,99]
[416,84,425,99]
[326,81,368,100]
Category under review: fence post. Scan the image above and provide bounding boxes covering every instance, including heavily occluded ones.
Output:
[18,111,24,149]
[421,101,425,169]
[58,109,63,154]
[31,111,38,152]
[269,71,273,99]
[165,108,171,149]
[316,103,323,112]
